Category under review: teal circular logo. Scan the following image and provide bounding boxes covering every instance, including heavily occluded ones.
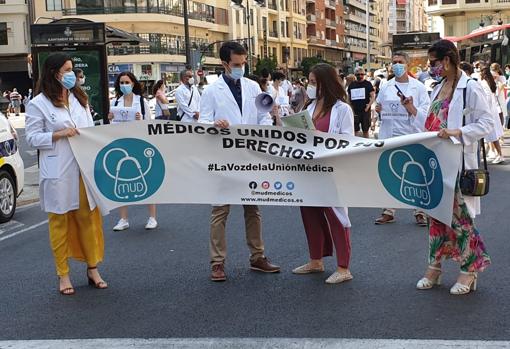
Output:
[378,144,443,210]
[94,138,165,203]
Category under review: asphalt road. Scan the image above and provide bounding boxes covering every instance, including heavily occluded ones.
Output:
[0,157,509,342]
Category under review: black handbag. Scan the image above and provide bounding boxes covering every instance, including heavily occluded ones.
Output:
[458,81,490,197]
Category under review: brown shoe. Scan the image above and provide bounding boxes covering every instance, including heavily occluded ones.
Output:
[211,263,226,282]
[374,214,395,225]
[250,257,280,273]
[415,213,428,227]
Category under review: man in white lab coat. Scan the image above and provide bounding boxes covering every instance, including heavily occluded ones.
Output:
[175,69,200,122]
[199,41,280,282]
[374,51,431,227]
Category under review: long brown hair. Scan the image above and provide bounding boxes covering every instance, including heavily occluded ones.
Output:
[310,63,349,119]
[36,53,88,108]
[114,71,143,98]
[481,67,497,93]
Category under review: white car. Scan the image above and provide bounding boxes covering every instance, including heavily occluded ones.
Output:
[0,112,24,222]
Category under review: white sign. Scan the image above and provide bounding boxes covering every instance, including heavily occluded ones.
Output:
[350,88,366,101]
[380,100,409,120]
[110,106,136,123]
[68,122,462,225]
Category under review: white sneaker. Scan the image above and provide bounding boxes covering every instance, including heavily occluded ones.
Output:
[145,217,158,230]
[492,155,504,164]
[113,218,129,231]
[486,151,496,160]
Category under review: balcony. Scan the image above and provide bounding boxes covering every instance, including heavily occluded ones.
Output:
[326,0,337,9]
[269,31,278,38]
[62,6,216,23]
[426,0,509,14]
[107,45,216,58]
[307,14,316,22]
[268,1,278,10]
[344,0,369,11]
[326,19,336,28]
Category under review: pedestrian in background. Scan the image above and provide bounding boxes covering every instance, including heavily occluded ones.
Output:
[153,79,171,120]
[293,63,354,284]
[199,41,280,282]
[374,51,431,226]
[290,79,306,113]
[25,53,107,296]
[9,89,22,116]
[348,67,375,138]
[480,68,505,164]
[418,40,493,295]
[175,69,201,122]
[108,71,157,231]
[490,63,507,131]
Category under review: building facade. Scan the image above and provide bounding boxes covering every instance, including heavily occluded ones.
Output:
[426,0,510,37]
[0,0,31,93]
[306,0,345,70]
[32,0,231,87]
[379,0,428,61]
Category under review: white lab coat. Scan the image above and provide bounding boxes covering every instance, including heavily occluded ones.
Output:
[307,99,354,227]
[376,77,430,139]
[199,75,272,126]
[111,94,150,120]
[176,83,201,123]
[479,80,504,142]
[25,93,96,214]
[430,72,494,217]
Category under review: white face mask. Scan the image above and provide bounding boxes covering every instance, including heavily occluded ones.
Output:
[78,77,86,86]
[306,85,317,99]
[188,77,195,85]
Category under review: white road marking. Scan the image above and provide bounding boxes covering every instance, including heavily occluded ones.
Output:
[0,220,48,242]
[0,219,24,235]
[0,338,509,349]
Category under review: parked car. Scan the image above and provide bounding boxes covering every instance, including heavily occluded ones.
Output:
[0,112,24,223]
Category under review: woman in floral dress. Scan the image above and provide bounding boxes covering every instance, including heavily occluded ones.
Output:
[417,40,494,295]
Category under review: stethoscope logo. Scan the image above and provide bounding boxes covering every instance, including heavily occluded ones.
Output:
[94,138,165,203]
[388,149,437,206]
[378,144,443,210]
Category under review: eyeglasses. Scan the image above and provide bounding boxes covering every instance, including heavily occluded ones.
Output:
[355,73,365,76]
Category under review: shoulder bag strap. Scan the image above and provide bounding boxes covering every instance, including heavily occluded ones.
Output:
[140,95,145,120]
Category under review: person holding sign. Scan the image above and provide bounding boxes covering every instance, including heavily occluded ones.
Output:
[374,52,431,226]
[199,41,280,282]
[26,53,107,295]
[108,72,157,231]
[347,67,375,138]
[175,69,201,122]
[418,40,493,295]
[292,63,355,284]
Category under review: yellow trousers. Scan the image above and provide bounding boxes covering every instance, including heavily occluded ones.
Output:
[48,177,104,276]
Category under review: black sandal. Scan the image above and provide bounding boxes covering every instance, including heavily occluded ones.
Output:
[87,267,108,289]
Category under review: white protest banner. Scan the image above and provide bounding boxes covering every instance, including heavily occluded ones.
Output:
[110,106,136,123]
[69,122,462,225]
[380,100,409,120]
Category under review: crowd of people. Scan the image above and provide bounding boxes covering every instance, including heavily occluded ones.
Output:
[23,39,503,297]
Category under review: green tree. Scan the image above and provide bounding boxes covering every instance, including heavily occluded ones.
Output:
[300,56,331,77]
[254,56,277,76]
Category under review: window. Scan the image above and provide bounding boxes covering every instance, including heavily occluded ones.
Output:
[0,23,7,45]
[46,0,62,11]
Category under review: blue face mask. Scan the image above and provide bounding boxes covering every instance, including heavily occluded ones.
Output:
[229,65,245,80]
[120,84,133,95]
[392,63,406,78]
[60,71,76,90]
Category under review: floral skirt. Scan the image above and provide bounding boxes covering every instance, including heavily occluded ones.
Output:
[428,181,491,272]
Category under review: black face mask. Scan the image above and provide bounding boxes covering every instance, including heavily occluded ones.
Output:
[356,76,364,81]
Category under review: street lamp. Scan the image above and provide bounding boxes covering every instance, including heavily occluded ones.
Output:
[183,0,191,65]
[230,0,265,74]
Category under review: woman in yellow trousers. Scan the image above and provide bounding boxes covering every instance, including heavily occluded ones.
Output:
[26,53,108,296]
